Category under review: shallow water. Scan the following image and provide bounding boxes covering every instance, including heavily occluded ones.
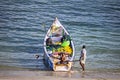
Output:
[0,0,120,71]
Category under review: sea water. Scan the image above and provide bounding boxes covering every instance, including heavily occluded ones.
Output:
[0,0,120,71]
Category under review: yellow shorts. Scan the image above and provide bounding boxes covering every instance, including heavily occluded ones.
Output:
[80,57,86,64]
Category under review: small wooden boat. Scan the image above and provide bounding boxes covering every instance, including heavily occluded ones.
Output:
[43,17,75,71]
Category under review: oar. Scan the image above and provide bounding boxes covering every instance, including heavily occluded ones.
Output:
[42,23,47,33]
[72,60,80,62]
[34,23,47,60]
[69,60,80,62]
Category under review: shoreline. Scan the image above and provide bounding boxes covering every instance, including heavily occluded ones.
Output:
[0,65,120,80]
[0,70,120,80]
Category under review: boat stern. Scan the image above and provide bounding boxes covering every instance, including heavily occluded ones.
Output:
[53,62,72,71]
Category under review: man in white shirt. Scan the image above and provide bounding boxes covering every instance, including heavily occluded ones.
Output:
[79,45,86,71]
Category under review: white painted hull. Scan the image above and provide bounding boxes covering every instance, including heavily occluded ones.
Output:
[43,17,75,71]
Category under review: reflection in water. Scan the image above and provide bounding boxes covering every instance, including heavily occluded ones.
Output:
[43,70,86,78]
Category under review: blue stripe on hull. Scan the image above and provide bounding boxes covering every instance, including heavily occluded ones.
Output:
[44,53,53,70]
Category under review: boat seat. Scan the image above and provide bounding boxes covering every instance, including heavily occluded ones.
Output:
[51,36,62,43]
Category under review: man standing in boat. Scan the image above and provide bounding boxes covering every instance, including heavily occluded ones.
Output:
[79,45,87,71]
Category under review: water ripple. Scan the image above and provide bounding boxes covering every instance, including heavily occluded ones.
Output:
[0,0,120,70]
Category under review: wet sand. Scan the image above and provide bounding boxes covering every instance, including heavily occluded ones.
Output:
[0,67,120,80]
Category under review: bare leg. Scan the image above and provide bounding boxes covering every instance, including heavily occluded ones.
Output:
[80,62,85,71]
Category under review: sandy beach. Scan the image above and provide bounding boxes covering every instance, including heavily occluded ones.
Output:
[0,70,120,80]
[0,66,120,80]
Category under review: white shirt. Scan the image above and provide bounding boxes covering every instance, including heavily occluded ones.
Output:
[80,48,87,60]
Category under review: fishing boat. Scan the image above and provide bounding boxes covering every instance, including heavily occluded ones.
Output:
[43,17,75,71]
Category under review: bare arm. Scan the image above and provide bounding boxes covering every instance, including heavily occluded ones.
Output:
[80,53,84,60]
